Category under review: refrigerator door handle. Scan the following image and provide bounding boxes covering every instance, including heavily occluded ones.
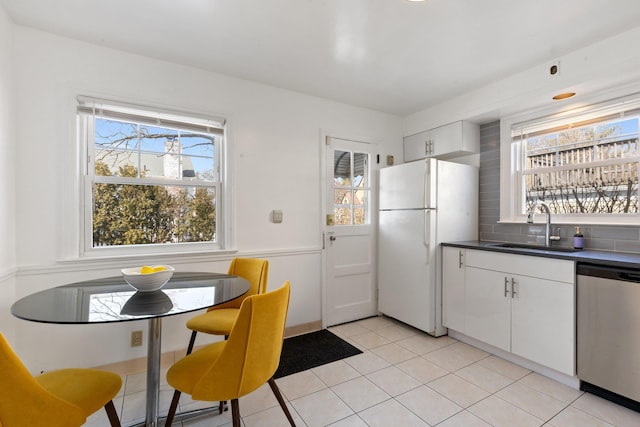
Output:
[424,210,430,264]
[423,162,429,209]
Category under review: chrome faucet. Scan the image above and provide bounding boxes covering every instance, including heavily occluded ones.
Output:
[527,201,561,247]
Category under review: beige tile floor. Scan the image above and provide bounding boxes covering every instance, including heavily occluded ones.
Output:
[85,316,640,427]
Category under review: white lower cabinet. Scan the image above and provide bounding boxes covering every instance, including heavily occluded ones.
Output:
[464,266,511,351]
[510,273,574,375]
[442,246,466,332]
[443,248,575,376]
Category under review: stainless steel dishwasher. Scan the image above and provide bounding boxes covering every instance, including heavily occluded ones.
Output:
[577,263,640,411]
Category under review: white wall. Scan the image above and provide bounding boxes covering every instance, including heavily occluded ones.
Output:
[404,26,640,136]
[8,26,403,371]
[0,3,17,344]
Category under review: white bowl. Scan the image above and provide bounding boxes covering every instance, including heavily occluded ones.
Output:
[121,265,175,292]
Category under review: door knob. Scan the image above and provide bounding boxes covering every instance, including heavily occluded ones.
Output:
[329,236,336,241]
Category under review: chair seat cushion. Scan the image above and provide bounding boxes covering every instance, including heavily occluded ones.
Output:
[36,369,122,416]
[186,308,239,335]
[166,341,226,396]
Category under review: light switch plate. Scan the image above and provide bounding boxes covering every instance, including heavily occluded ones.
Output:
[271,210,283,223]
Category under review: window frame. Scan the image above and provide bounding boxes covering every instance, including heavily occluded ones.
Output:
[500,91,640,226]
[77,96,230,257]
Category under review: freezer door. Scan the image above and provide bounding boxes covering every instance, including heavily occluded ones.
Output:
[379,159,436,210]
[378,209,437,333]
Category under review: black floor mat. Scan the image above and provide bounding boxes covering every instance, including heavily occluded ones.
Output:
[274,329,363,379]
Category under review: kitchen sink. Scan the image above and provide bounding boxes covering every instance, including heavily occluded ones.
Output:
[489,242,581,253]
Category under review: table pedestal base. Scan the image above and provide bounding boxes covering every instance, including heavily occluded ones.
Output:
[145,317,162,426]
[135,317,226,427]
[128,403,226,427]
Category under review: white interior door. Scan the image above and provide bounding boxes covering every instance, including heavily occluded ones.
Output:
[324,136,378,327]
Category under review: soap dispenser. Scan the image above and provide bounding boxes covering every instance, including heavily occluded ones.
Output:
[573,227,584,250]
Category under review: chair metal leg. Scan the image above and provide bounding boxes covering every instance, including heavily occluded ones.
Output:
[268,377,296,426]
[186,330,198,355]
[164,389,182,426]
[104,400,121,427]
[231,399,241,427]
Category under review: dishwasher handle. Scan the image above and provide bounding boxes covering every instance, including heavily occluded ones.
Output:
[577,263,640,283]
[620,272,640,282]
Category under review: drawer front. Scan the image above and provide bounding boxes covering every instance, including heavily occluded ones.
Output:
[466,249,574,283]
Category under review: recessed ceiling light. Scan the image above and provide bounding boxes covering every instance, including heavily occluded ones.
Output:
[553,92,576,101]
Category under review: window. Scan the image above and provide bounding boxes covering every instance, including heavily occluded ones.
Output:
[77,97,226,254]
[333,149,370,225]
[503,93,640,224]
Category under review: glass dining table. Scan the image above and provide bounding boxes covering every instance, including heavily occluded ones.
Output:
[11,272,250,427]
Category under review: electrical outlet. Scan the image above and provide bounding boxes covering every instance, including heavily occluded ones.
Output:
[131,330,143,347]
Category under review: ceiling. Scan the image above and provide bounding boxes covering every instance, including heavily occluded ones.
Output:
[2,0,640,116]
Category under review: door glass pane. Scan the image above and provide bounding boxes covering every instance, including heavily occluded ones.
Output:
[334,206,352,225]
[353,208,365,225]
[334,189,351,205]
[334,150,352,185]
[354,152,367,187]
[331,149,370,225]
[354,189,367,224]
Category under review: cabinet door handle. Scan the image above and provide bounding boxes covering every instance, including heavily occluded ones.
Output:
[511,278,517,298]
[458,250,463,269]
[425,139,434,155]
[504,277,509,297]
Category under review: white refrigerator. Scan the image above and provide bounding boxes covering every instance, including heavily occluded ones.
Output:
[378,158,478,336]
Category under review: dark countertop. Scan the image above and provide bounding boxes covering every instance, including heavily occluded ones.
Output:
[442,241,640,269]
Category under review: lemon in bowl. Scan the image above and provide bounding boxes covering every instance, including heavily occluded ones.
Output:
[121,265,175,292]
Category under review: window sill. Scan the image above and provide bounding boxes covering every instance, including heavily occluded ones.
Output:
[56,248,239,267]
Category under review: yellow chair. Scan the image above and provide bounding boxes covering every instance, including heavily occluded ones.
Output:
[165,281,295,427]
[185,257,269,354]
[0,333,122,427]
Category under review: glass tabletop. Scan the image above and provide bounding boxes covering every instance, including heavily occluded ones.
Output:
[11,272,250,324]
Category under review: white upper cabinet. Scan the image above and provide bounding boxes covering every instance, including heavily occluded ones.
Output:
[404,120,479,162]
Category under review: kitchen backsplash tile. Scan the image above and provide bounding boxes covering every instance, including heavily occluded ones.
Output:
[589,226,640,240]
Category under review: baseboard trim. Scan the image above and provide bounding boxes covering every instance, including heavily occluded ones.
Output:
[448,330,580,390]
[285,320,322,338]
